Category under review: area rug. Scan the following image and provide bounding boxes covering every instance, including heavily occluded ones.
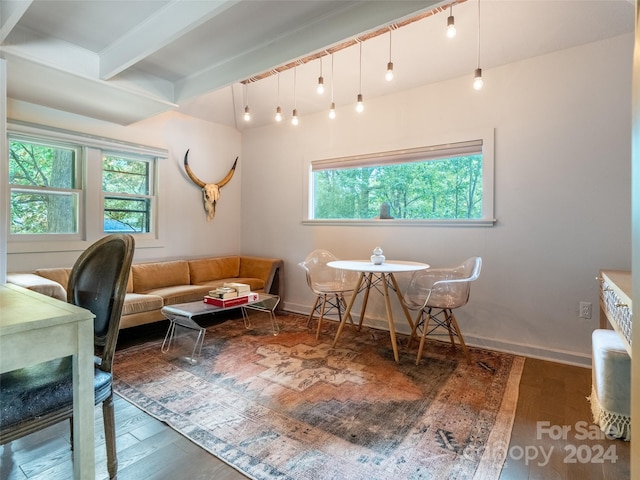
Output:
[113,313,525,480]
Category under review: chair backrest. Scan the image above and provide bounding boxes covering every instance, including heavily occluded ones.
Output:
[67,234,135,373]
[404,257,482,310]
[298,249,358,294]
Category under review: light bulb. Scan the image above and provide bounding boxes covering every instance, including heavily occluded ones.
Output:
[447,16,456,38]
[385,62,394,82]
[291,108,299,126]
[473,68,483,90]
[275,106,282,122]
[329,102,336,119]
[243,106,251,121]
[356,93,364,113]
[317,76,325,95]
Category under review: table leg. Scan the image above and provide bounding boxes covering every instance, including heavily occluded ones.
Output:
[268,311,280,335]
[333,272,364,347]
[161,320,177,353]
[389,273,417,340]
[73,318,96,479]
[381,273,400,363]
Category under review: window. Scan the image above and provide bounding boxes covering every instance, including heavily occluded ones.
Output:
[9,137,81,235]
[307,132,494,225]
[103,153,153,233]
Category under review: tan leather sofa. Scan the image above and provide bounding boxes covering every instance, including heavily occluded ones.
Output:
[8,255,283,329]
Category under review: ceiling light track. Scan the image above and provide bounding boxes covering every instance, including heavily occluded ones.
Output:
[240,0,467,85]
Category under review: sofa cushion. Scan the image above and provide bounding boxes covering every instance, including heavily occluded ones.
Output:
[6,273,67,301]
[126,270,134,293]
[188,257,240,284]
[35,268,72,291]
[145,285,211,306]
[122,293,164,316]
[132,261,190,293]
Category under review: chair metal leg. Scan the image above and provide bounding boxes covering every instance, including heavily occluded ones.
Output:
[103,393,118,479]
[446,309,471,365]
[444,309,457,346]
[416,311,431,365]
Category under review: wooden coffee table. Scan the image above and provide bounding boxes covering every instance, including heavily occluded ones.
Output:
[160,293,280,364]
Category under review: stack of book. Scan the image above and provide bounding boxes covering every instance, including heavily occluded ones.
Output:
[208,286,237,299]
[204,283,257,307]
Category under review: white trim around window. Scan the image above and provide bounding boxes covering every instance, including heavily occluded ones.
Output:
[302,128,496,226]
[6,121,167,253]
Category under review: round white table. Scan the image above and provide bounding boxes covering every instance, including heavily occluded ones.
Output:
[327,260,429,362]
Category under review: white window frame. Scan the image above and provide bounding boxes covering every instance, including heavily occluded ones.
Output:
[8,133,84,242]
[303,128,495,226]
[6,121,166,253]
[102,150,156,237]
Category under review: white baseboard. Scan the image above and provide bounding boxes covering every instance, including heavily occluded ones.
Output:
[282,301,592,368]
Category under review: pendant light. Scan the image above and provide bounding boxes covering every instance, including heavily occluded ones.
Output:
[274,73,282,122]
[446,5,456,38]
[356,41,364,113]
[473,0,483,90]
[385,29,394,82]
[317,58,325,95]
[292,66,299,125]
[329,53,336,119]
[243,83,251,122]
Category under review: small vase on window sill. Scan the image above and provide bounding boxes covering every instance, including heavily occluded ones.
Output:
[371,246,385,265]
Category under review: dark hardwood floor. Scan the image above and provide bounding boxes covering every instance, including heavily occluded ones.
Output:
[0,321,630,480]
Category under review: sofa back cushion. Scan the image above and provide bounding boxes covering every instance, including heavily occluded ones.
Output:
[132,260,190,292]
[126,270,134,293]
[188,256,240,284]
[35,268,72,290]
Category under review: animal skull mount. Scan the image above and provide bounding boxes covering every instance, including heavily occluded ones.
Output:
[183,150,238,221]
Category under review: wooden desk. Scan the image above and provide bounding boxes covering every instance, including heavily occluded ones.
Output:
[329,260,429,362]
[0,283,96,479]
[598,270,632,357]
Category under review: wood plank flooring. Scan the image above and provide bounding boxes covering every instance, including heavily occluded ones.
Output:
[0,321,631,479]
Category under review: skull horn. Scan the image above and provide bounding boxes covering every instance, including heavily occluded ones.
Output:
[183,149,238,188]
[183,149,205,188]
[217,156,239,188]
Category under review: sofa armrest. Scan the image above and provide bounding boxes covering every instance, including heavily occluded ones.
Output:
[7,273,67,301]
[239,256,284,300]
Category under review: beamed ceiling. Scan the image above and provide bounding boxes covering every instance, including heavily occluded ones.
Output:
[0,0,634,129]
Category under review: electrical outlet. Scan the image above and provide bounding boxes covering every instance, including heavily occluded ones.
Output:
[579,302,592,319]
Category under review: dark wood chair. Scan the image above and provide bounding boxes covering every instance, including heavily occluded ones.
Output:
[0,234,135,478]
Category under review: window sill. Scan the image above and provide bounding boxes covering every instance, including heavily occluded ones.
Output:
[7,237,164,254]
[302,219,497,227]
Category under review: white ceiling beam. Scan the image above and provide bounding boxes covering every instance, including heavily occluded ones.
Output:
[174,0,441,102]
[99,0,241,80]
[5,52,178,125]
[0,0,33,44]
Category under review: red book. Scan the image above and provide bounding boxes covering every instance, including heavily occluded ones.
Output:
[203,292,259,308]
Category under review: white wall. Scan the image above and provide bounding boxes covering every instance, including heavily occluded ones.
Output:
[4,33,632,366]
[240,33,633,366]
[5,105,243,271]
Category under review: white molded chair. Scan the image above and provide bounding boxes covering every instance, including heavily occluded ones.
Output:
[403,257,482,365]
[299,249,359,339]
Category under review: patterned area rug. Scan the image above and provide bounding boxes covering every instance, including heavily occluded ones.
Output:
[114,313,524,480]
